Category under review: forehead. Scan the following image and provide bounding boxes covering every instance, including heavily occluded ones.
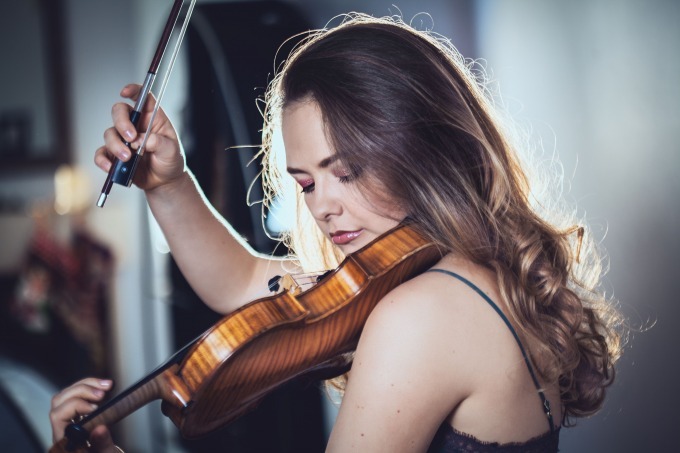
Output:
[282,100,335,167]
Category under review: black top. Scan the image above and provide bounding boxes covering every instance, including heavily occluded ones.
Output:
[428,423,559,453]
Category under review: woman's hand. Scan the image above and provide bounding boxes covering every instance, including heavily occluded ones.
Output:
[94,84,186,192]
[49,378,119,452]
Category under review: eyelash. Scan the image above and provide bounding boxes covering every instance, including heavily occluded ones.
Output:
[299,174,354,194]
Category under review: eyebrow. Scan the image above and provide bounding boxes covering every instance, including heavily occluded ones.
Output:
[286,154,340,175]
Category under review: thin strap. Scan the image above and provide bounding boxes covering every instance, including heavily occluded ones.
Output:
[426,269,555,433]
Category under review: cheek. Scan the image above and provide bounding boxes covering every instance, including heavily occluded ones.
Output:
[347,189,406,225]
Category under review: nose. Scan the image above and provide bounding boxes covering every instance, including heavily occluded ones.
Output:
[306,179,343,222]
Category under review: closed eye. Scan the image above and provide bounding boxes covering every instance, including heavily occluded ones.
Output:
[335,166,357,185]
[297,178,314,194]
[298,174,354,195]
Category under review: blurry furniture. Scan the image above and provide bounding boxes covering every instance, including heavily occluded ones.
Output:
[0,356,58,452]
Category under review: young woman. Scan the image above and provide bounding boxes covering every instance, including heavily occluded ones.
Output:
[49,14,622,452]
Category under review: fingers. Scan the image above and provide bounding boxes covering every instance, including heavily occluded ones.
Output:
[50,378,113,443]
[95,145,114,172]
[96,128,170,168]
[95,126,133,175]
[120,83,158,114]
[113,85,168,141]
[138,131,175,157]
[95,83,179,189]
[120,84,141,100]
[51,378,112,409]
[103,126,134,161]
[111,102,138,144]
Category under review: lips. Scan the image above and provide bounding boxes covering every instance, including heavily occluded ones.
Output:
[330,229,363,245]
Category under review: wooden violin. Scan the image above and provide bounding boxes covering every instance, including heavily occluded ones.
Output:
[49,223,441,452]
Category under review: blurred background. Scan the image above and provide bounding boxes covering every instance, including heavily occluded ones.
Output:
[0,0,677,451]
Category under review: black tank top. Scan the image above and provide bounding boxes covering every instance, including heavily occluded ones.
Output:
[424,269,559,453]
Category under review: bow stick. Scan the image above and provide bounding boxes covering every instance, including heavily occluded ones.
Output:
[97,0,197,207]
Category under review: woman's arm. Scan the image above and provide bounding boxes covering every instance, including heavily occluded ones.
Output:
[145,170,289,313]
[96,84,292,314]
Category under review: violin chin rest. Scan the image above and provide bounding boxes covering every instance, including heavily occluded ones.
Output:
[160,399,184,430]
[301,351,354,381]
[166,396,266,439]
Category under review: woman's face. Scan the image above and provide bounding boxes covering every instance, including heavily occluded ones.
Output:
[282,100,405,254]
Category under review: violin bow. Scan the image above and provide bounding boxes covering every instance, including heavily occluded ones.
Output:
[97,0,197,207]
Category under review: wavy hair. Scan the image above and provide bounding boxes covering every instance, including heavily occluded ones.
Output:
[257,14,623,423]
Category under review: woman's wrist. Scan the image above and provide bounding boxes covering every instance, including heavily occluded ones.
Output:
[145,169,192,202]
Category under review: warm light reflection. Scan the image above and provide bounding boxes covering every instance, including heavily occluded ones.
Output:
[151,217,171,254]
[265,124,297,235]
[266,193,296,236]
[53,165,91,215]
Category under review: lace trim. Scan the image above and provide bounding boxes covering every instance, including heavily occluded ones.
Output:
[428,423,560,453]
[448,424,558,447]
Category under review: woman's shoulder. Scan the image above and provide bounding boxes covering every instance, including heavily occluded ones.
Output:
[359,255,526,388]
[358,256,510,384]
[328,257,515,450]
[366,255,505,343]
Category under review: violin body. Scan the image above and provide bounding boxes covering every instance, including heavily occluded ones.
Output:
[165,223,441,437]
[50,224,440,451]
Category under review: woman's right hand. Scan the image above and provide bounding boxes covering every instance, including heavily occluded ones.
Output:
[95,84,186,192]
[49,378,119,452]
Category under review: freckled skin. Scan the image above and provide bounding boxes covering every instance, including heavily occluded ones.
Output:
[326,256,563,451]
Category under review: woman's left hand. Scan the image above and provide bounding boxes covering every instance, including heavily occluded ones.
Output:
[49,377,119,452]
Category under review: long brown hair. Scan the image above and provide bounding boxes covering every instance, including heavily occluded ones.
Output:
[258,14,622,423]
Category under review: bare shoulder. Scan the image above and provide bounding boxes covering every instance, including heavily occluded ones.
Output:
[326,259,498,451]
[328,257,562,450]
[362,269,487,368]
[358,265,505,382]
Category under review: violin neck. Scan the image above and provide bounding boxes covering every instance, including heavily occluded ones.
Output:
[59,363,191,451]
[90,365,178,426]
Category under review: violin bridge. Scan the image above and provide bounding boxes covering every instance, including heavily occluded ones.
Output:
[280,274,302,295]
[280,271,331,296]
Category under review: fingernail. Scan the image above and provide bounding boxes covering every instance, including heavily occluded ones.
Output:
[125,130,135,140]
[121,151,130,160]
[91,404,98,410]
[100,380,112,388]
[94,389,104,397]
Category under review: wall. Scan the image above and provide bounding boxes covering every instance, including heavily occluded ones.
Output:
[477,1,679,451]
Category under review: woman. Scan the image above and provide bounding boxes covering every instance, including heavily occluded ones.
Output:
[50,14,622,452]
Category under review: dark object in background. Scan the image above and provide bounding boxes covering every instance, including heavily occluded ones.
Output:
[0,378,44,453]
[0,227,114,389]
[0,110,31,157]
[0,356,58,452]
[170,2,327,452]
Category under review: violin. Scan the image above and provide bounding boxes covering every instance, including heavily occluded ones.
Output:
[49,223,441,452]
